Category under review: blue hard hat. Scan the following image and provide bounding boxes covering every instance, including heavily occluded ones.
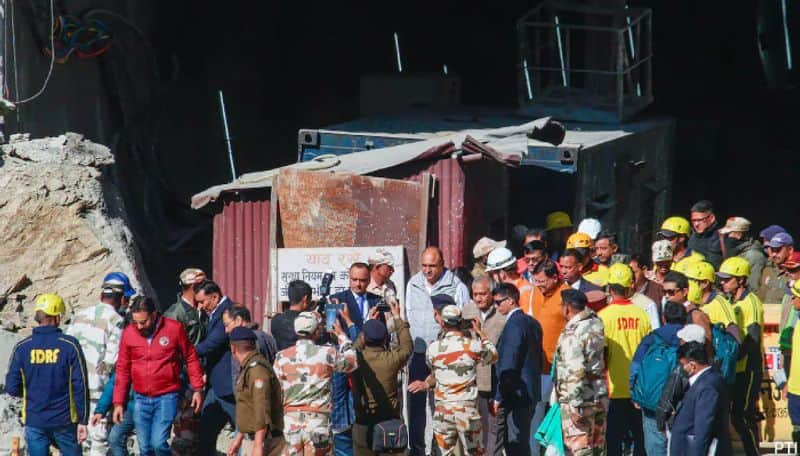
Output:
[102,272,136,298]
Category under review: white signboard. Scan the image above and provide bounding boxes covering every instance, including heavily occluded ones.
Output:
[276,246,406,303]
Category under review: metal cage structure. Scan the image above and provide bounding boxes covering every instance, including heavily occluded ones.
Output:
[516,1,653,123]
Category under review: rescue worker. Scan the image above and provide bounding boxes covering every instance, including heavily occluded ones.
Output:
[598,264,651,456]
[716,256,764,456]
[779,280,800,444]
[227,327,285,456]
[273,311,358,456]
[554,289,608,456]
[408,305,498,456]
[687,261,741,342]
[566,232,608,287]
[658,216,704,264]
[163,268,206,455]
[594,231,619,267]
[545,211,575,260]
[66,277,126,456]
[649,240,674,284]
[101,272,136,315]
[5,293,90,456]
[485,247,534,316]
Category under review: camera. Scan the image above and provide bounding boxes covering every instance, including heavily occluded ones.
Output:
[376,288,396,312]
[376,298,390,312]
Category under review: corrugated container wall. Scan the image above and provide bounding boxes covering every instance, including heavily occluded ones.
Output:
[377,157,508,270]
[209,157,508,322]
[212,192,271,323]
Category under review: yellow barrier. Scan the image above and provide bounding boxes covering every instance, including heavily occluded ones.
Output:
[759,303,791,443]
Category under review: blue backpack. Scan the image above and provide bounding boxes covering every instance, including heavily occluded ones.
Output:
[631,334,678,412]
[712,323,739,385]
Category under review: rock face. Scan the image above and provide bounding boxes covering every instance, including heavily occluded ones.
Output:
[0,133,154,452]
[0,133,154,331]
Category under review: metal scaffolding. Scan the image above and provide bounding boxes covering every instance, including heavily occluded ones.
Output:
[516,1,653,123]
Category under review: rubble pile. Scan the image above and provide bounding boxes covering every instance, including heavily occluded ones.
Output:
[0,133,153,332]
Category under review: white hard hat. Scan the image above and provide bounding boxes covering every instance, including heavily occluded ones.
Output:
[652,239,674,263]
[485,247,516,272]
[577,218,602,240]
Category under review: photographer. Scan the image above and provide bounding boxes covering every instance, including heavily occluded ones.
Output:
[351,299,413,455]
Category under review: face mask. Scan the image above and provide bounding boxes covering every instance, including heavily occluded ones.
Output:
[723,235,743,254]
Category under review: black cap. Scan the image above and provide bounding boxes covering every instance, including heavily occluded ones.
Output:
[363,320,388,346]
[230,327,256,342]
[431,294,456,313]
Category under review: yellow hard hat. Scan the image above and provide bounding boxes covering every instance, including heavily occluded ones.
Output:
[545,211,573,231]
[34,293,65,317]
[659,216,691,236]
[684,261,716,282]
[791,280,800,298]
[672,256,699,275]
[566,232,593,249]
[607,263,634,288]
[717,256,751,278]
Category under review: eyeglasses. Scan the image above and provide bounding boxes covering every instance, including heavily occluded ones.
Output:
[691,214,711,224]
[524,256,543,263]
[493,297,510,306]
[663,288,682,296]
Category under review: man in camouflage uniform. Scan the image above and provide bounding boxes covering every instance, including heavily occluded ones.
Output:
[273,311,358,456]
[553,289,608,456]
[409,304,498,456]
[163,268,207,454]
[66,276,127,456]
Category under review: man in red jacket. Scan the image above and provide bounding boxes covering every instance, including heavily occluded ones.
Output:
[112,296,204,456]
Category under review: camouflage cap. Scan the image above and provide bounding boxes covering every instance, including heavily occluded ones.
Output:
[294,311,320,336]
[441,305,462,325]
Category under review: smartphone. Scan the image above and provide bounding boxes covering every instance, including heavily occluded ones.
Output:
[325,301,343,332]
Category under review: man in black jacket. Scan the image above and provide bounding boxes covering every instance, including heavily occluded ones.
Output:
[270,280,312,351]
[688,200,723,268]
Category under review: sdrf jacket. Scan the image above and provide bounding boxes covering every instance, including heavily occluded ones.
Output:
[5,326,90,428]
[113,316,204,405]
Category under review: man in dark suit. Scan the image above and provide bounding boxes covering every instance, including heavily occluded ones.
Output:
[670,341,732,456]
[493,282,543,456]
[193,280,235,455]
[328,262,381,456]
[331,262,382,329]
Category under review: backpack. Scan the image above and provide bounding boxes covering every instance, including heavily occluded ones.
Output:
[711,323,739,385]
[631,333,678,412]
